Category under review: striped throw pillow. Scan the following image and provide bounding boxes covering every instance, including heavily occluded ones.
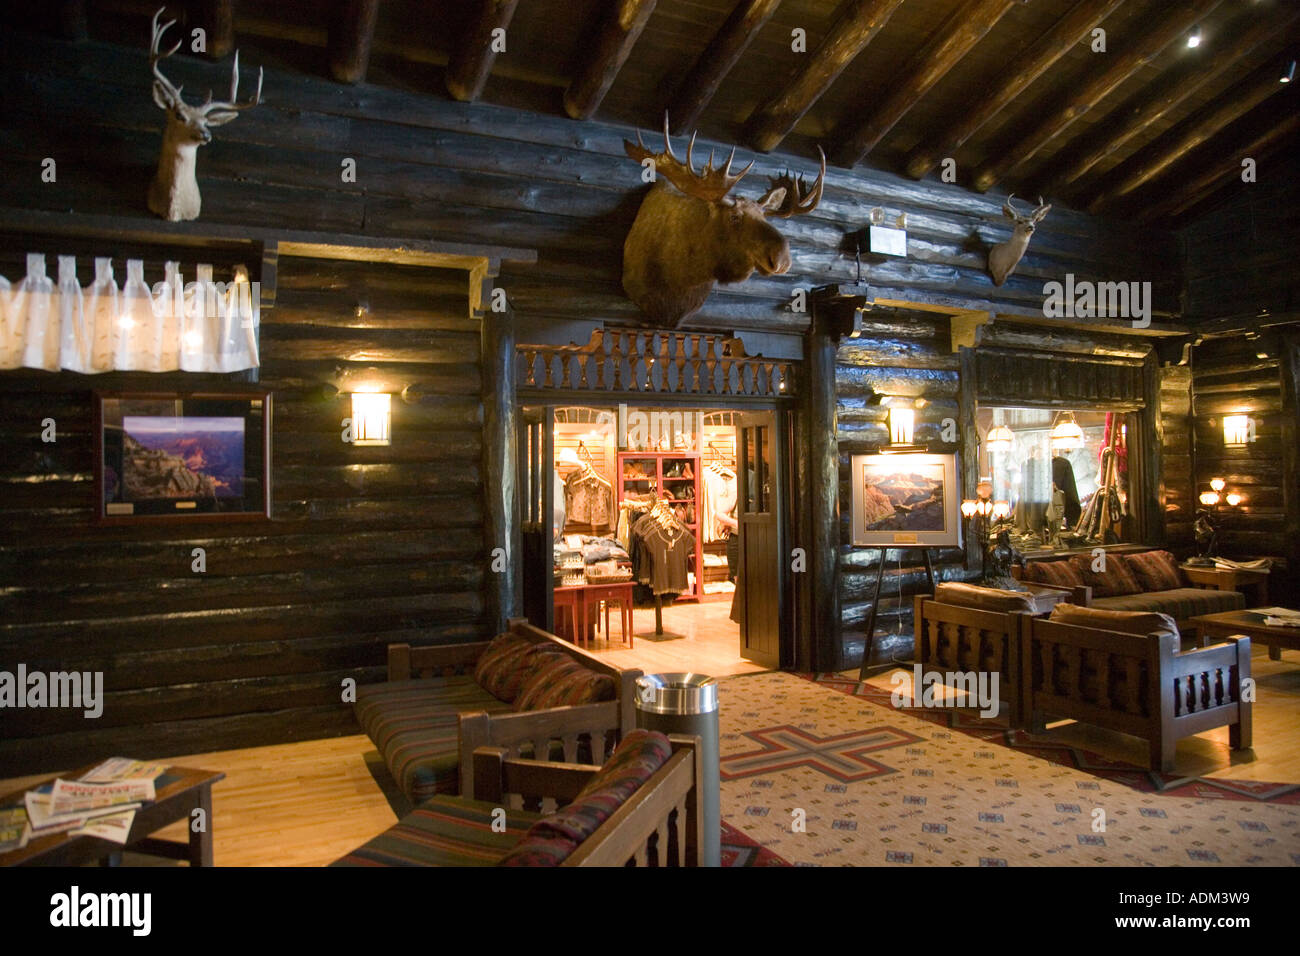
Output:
[1124,550,1183,592]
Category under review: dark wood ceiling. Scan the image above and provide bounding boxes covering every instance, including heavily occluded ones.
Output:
[33,0,1300,225]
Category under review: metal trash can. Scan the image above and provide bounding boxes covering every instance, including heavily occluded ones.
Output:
[634,672,720,867]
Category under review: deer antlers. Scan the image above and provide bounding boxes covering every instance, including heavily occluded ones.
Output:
[758,147,826,219]
[1002,193,1051,224]
[625,113,755,202]
[150,6,262,123]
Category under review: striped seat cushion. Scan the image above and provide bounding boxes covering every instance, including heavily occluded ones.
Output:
[1069,553,1142,597]
[331,796,543,867]
[514,658,616,712]
[1092,587,1245,620]
[1124,550,1184,592]
[355,676,511,803]
[1023,559,1085,590]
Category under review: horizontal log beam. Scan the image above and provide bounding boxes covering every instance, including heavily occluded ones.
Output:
[328,0,382,85]
[666,0,783,134]
[972,0,1223,192]
[1050,9,1295,193]
[563,0,657,120]
[834,0,1018,167]
[446,0,520,102]
[1087,61,1291,213]
[745,0,905,154]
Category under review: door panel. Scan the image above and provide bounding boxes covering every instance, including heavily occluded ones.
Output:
[735,412,780,668]
[518,406,554,632]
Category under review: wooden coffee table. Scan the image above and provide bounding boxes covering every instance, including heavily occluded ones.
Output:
[1189,609,1300,662]
[0,765,224,867]
[1180,563,1270,605]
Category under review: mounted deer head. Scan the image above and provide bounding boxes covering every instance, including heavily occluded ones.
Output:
[622,115,825,326]
[987,194,1050,287]
[147,7,262,221]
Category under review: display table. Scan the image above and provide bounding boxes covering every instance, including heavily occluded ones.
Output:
[0,765,224,867]
[553,581,635,647]
[1189,608,1298,662]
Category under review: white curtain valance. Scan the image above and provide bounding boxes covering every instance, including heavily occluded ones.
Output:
[0,253,260,373]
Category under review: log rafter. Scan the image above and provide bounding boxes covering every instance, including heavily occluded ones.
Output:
[563,0,658,121]
[971,0,1224,193]
[446,0,521,103]
[834,0,1020,168]
[745,0,906,154]
[328,0,382,85]
[666,0,783,135]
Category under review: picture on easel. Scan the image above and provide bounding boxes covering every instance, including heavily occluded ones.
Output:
[850,452,961,548]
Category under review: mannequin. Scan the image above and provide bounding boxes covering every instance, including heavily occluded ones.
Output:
[1051,454,1082,528]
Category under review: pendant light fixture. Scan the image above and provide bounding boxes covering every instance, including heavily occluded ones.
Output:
[985,424,1014,451]
[1049,411,1084,451]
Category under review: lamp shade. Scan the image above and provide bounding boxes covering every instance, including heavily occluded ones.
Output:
[960,499,978,518]
[889,407,915,445]
[351,392,391,446]
[1199,491,1220,507]
[1049,411,1084,451]
[1223,415,1251,446]
[986,424,1014,451]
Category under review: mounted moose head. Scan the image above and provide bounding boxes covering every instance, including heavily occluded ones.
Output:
[987,194,1050,287]
[147,7,262,222]
[622,116,825,326]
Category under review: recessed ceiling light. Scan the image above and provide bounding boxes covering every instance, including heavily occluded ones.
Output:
[1187,27,1202,48]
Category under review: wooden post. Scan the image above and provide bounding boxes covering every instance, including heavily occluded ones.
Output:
[1281,330,1300,605]
[808,289,847,670]
[446,0,520,102]
[834,0,1018,167]
[958,346,980,572]
[904,0,1125,180]
[746,0,905,153]
[563,0,658,120]
[971,0,1223,193]
[481,280,521,632]
[1135,349,1165,547]
[666,0,783,134]
[329,0,382,85]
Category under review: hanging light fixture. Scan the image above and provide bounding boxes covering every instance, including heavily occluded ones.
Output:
[1186,26,1202,48]
[986,424,1014,451]
[1049,411,1084,451]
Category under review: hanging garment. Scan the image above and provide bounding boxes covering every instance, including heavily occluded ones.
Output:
[552,469,567,543]
[1051,455,1082,528]
[630,512,693,596]
[564,468,614,532]
[86,257,120,373]
[702,465,737,542]
[56,255,90,373]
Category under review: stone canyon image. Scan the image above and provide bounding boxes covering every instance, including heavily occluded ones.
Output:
[121,416,245,500]
[860,465,946,532]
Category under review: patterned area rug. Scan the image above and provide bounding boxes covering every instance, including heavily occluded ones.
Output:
[717,672,1300,866]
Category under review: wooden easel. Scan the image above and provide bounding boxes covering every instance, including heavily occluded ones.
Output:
[858,547,937,680]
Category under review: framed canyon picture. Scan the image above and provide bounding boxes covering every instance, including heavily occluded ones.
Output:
[94,392,271,524]
[850,452,960,548]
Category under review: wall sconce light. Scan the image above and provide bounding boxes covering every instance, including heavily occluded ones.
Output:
[1223,415,1253,447]
[889,407,915,445]
[1198,490,1220,507]
[1186,26,1202,48]
[350,392,392,446]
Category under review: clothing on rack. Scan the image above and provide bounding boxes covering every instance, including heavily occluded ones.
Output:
[628,503,693,597]
[563,463,613,533]
[700,462,737,543]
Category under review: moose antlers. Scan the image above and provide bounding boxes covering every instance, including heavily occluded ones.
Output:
[150,7,262,123]
[625,114,755,202]
[758,148,826,219]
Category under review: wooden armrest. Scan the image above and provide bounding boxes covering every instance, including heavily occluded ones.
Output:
[387,641,490,681]
[471,746,600,805]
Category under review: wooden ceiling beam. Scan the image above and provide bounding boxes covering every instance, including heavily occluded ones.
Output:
[446,0,521,102]
[1138,112,1300,223]
[1086,60,1289,213]
[1050,9,1297,194]
[564,0,658,121]
[666,0,783,135]
[58,0,88,41]
[200,0,235,59]
[834,0,1020,168]
[745,0,905,154]
[328,0,381,84]
[971,0,1223,193]
[906,0,1128,180]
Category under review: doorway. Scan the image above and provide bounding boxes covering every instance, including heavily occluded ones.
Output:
[518,402,787,675]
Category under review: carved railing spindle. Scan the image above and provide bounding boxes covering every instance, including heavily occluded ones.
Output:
[628,333,641,391]
[611,331,624,390]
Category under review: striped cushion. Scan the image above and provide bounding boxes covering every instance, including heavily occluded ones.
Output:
[473,635,569,703]
[354,676,511,803]
[1124,550,1184,592]
[1092,588,1245,620]
[514,658,617,712]
[331,796,543,867]
[1024,559,1085,589]
[1069,553,1142,597]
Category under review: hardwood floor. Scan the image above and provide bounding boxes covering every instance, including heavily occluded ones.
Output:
[3,646,1295,867]
[582,595,768,678]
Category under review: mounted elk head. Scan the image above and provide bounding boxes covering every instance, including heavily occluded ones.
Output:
[147,7,262,221]
[622,116,825,326]
[987,194,1050,287]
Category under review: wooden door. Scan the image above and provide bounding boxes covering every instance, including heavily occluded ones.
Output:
[518,406,554,632]
[735,412,781,667]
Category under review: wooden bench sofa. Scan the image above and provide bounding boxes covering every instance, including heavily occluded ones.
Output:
[333,731,704,867]
[911,587,1253,771]
[354,617,641,803]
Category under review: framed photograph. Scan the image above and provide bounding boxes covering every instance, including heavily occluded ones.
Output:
[94,392,271,524]
[850,452,960,548]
